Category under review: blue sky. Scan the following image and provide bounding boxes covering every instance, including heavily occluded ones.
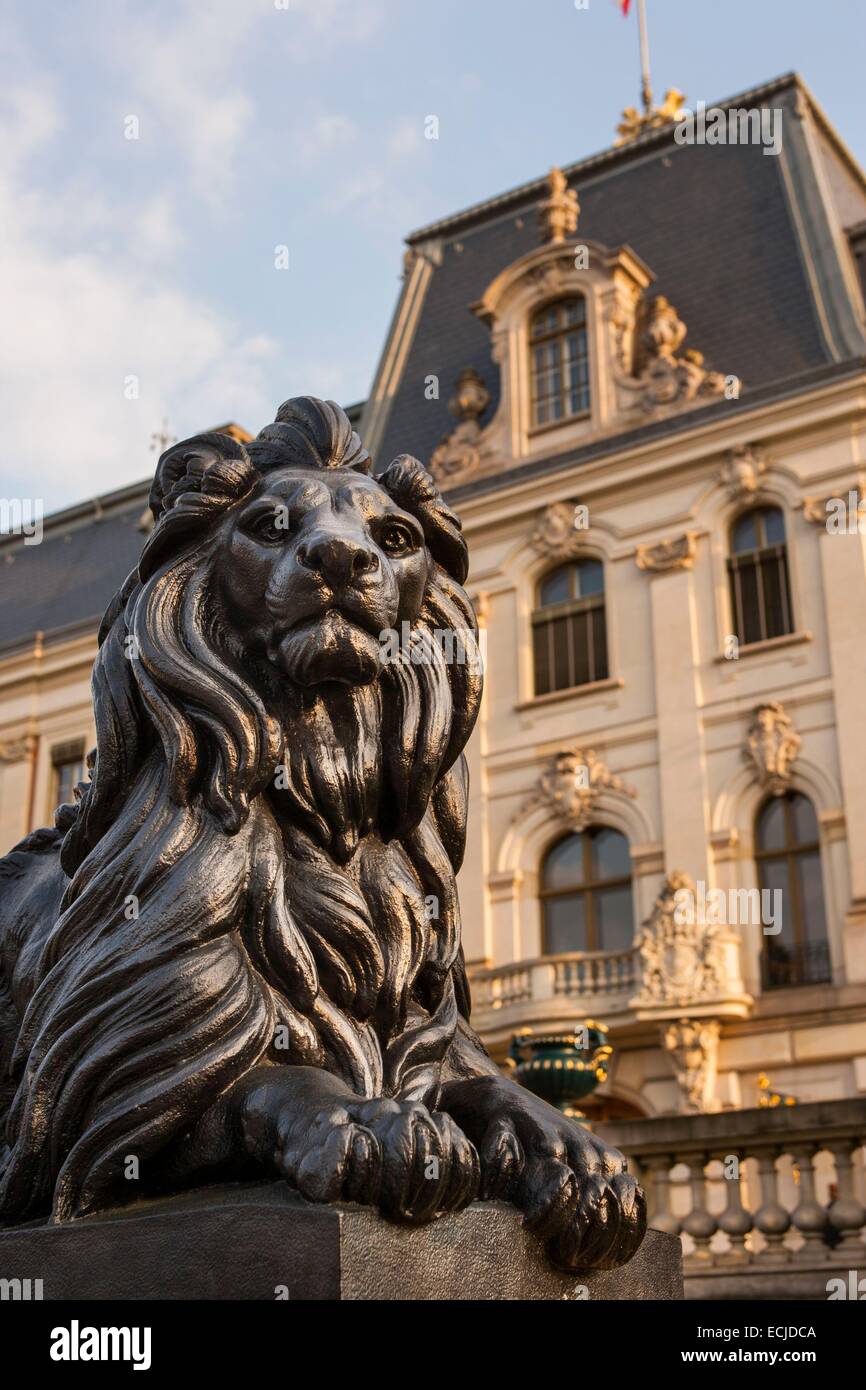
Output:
[1,0,864,512]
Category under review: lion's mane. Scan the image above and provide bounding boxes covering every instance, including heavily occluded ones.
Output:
[0,398,483,1223]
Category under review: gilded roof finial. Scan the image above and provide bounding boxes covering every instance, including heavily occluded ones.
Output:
[538,167,579,244]
[614,88,686,146]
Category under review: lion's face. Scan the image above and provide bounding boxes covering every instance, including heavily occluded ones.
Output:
[217,466,431,687]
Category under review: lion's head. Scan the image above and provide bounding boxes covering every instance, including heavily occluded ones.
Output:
[1,399,484,1223]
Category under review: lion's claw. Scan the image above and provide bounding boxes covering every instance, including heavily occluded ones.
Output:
[275,1094,479,1223]
[440,1076,647,1271]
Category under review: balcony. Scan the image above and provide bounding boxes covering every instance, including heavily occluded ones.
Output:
[469,875,755,1049]
[597,1098,866,1299]
[469,947,640,1046]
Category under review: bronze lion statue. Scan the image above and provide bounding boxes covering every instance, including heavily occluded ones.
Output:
[0,397,644,1271]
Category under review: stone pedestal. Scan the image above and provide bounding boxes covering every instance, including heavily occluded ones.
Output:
[0,1182,682,1300]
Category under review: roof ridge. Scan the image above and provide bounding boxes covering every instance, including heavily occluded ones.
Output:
[405,70,863,246]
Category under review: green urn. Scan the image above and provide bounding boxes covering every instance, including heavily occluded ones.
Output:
[508,1021,612,1119]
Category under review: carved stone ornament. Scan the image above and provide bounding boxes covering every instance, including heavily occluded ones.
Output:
[522,749,636,833]
[634,871,725,1008]
[429,367,490,485]
[662,1017,721,1114]
[635,532,697,573]
[803,486,866,527]
[720,444,766,500]
[618,296,732,416]
[0,734,36,763]
[531,501,588,559]
[538,166,579,244]
[0,393,645,1276]
[746,701,801,794]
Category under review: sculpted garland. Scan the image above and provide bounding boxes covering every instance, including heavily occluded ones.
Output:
[0,398,645,1271]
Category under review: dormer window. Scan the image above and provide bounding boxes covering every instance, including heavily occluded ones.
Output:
[530,297,590,428]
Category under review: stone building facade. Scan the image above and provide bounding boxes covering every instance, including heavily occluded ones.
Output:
[359,72,866,1121]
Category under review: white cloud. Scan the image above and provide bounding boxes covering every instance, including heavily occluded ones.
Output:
[103,0,385,207]
[0,2,395,511]
[105,0,262,207]
[280,0,384,42]
[0,79,279,510]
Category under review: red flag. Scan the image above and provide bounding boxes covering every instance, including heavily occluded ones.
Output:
[621,0,631,13]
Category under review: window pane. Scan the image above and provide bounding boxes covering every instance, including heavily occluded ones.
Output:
[592,885,634,952]
[569,610,590,687]
[575,559,604,597]
[757,797,786,851]
[796,850,828,945]
[544,894,587,954]
[759,856,794,948]
[760,553,791,639]
[540,568,570,607]
[591,604,609,681]
[55,758,83,806]
[591,827,631,880]
[544,834,585,890]
[763,507,786,545]
[736,559,762,644]
[531,306,557,338]
[790,793,819,844]
[732,513,759,553]
[550,615,572,689]
[562,297,585,327]
[533,621,551,696]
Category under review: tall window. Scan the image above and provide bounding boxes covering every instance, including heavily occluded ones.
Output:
[728,506,793,646]
[533,560,608,696]
[51,740,85,808]
[755,792,831,990]
[530,297,590,427]
[541,827,633,955]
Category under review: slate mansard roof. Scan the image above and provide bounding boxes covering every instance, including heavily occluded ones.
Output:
[2,75,865,655]
[365,73,866,478]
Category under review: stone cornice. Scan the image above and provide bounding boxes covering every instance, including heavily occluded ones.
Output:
[448,357,866,521]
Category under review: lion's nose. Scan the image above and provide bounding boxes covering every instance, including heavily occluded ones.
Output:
[297,533,378,585]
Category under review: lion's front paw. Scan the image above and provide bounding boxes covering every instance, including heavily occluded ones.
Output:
[478,1101,645,1272]
[276,1095,479,1224]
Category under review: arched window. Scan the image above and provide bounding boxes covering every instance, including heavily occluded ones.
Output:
[728,506,793,646]
[755,792,831,990]
[533,560,608,696]
[529,297,590,427]
[541,827,633,955]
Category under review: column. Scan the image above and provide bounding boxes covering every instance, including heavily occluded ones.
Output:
[812,509,866,977]
[637,533,710,885]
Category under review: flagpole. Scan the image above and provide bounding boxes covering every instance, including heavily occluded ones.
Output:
[637,0,653,115]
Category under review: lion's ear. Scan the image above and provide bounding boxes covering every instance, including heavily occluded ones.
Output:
[149,431,254,522]
[379,454,469,583]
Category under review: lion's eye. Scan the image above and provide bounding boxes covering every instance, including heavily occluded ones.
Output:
[248,509,290,544]
[379,524,416,555]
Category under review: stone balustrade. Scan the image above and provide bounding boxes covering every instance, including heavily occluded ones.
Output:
[598,1099,866,1299]
[469,947,638,1039]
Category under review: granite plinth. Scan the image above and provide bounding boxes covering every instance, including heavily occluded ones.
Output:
[0,1182,682,1300]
